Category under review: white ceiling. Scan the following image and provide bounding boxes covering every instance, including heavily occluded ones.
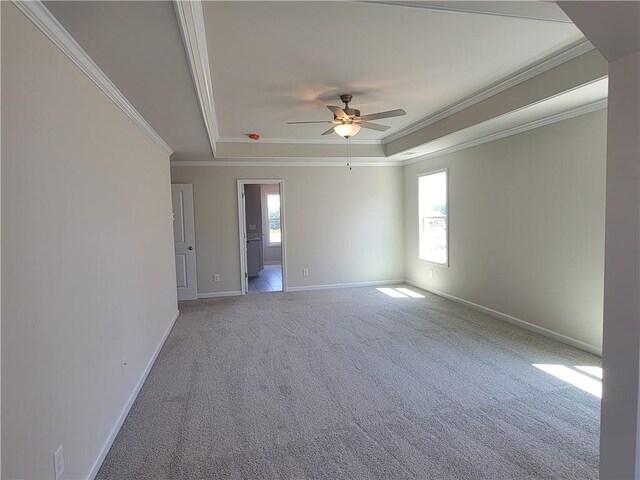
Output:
[45,1,213,160]
[44,1,602,163]
[203,1,584,142]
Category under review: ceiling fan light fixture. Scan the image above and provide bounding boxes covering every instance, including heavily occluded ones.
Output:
[334,123,361,138]
[287,94,406,139]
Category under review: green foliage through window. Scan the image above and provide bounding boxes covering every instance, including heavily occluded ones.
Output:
[267,193,281,244]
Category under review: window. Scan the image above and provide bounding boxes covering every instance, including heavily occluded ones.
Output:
[418,170,448,265]
[266,193,281,245]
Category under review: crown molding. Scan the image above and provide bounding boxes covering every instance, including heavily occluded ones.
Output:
[382,39,595,144]
[174,0,219,156]
[401,98,607,166]
[12,0,173,156]
[218,136,382,146]
[171,157,401,167]
[357,1,574,24]
[171,98,606,168]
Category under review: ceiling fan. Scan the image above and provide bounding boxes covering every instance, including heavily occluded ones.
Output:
[287,94,406,138]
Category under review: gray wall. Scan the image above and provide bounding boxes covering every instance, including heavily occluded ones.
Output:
[598,50,640,479]
[404,109,607,352]
[244,184,262,239]
[1,4,178,478]
[170,166,406,295]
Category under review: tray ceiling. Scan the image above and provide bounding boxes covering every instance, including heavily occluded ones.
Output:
[45,1,603,164]
[203,1,584,141]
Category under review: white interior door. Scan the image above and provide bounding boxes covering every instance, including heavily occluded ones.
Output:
[172,184,198,300]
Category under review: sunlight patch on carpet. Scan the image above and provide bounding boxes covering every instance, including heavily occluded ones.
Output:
[534,364,602,398]
[377,287,425,298]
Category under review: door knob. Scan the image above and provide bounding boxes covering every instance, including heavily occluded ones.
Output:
[188,246,194,250]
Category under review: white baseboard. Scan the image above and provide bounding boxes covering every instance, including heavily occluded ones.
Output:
[286,279,405,292]
[85,309,180,479]
[198,290,242,299]
[405,280,602,356]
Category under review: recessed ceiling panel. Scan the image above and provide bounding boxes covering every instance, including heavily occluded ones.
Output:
[204,1,584,141]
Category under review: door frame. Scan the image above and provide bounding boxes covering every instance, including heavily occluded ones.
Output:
[237,179,287,295]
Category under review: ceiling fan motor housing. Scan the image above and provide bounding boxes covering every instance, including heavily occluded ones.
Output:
[339,94,360,118]
[340,94,353,105]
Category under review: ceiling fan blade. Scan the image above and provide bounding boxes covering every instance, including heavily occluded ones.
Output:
[359,122,391,132]
[287,120,335,124]
[321,126,336,135]
[358,109,406,121]
[327,105,348,119]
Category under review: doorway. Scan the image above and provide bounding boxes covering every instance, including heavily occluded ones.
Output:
[237,179,286,294]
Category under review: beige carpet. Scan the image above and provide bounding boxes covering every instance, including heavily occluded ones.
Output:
[97,285,600,479]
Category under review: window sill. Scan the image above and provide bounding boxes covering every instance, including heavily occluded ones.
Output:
[418,258,449,268]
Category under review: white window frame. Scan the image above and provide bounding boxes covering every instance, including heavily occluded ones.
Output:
[264,191,282,247]
[418,168,449,267]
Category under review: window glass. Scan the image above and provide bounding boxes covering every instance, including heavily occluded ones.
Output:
[418,171,448,264]
[267,193,281,245]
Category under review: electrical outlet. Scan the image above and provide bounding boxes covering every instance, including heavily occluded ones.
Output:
[53,445,64,480]
[302,268,309,277]
[428,269,434,278]
[122,357,128,376]
[213,274,220,282]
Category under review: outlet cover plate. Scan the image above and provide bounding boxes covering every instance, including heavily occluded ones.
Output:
[53,445,64,479]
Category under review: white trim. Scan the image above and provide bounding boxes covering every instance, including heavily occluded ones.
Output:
[197,291,242,299]
[174,0,219,156]
[171,158,399,167]
[357,1,574,24]
[401,98,608,166]
[237,182,248,294]
[382,39,595,144]
[218,136,382,146]
[85,309,180,480]
[13,0,173,157]
[405,280,602,356]
[287,279,405,292]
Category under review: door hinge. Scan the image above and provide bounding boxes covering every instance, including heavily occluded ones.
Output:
[245,272,248,278]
